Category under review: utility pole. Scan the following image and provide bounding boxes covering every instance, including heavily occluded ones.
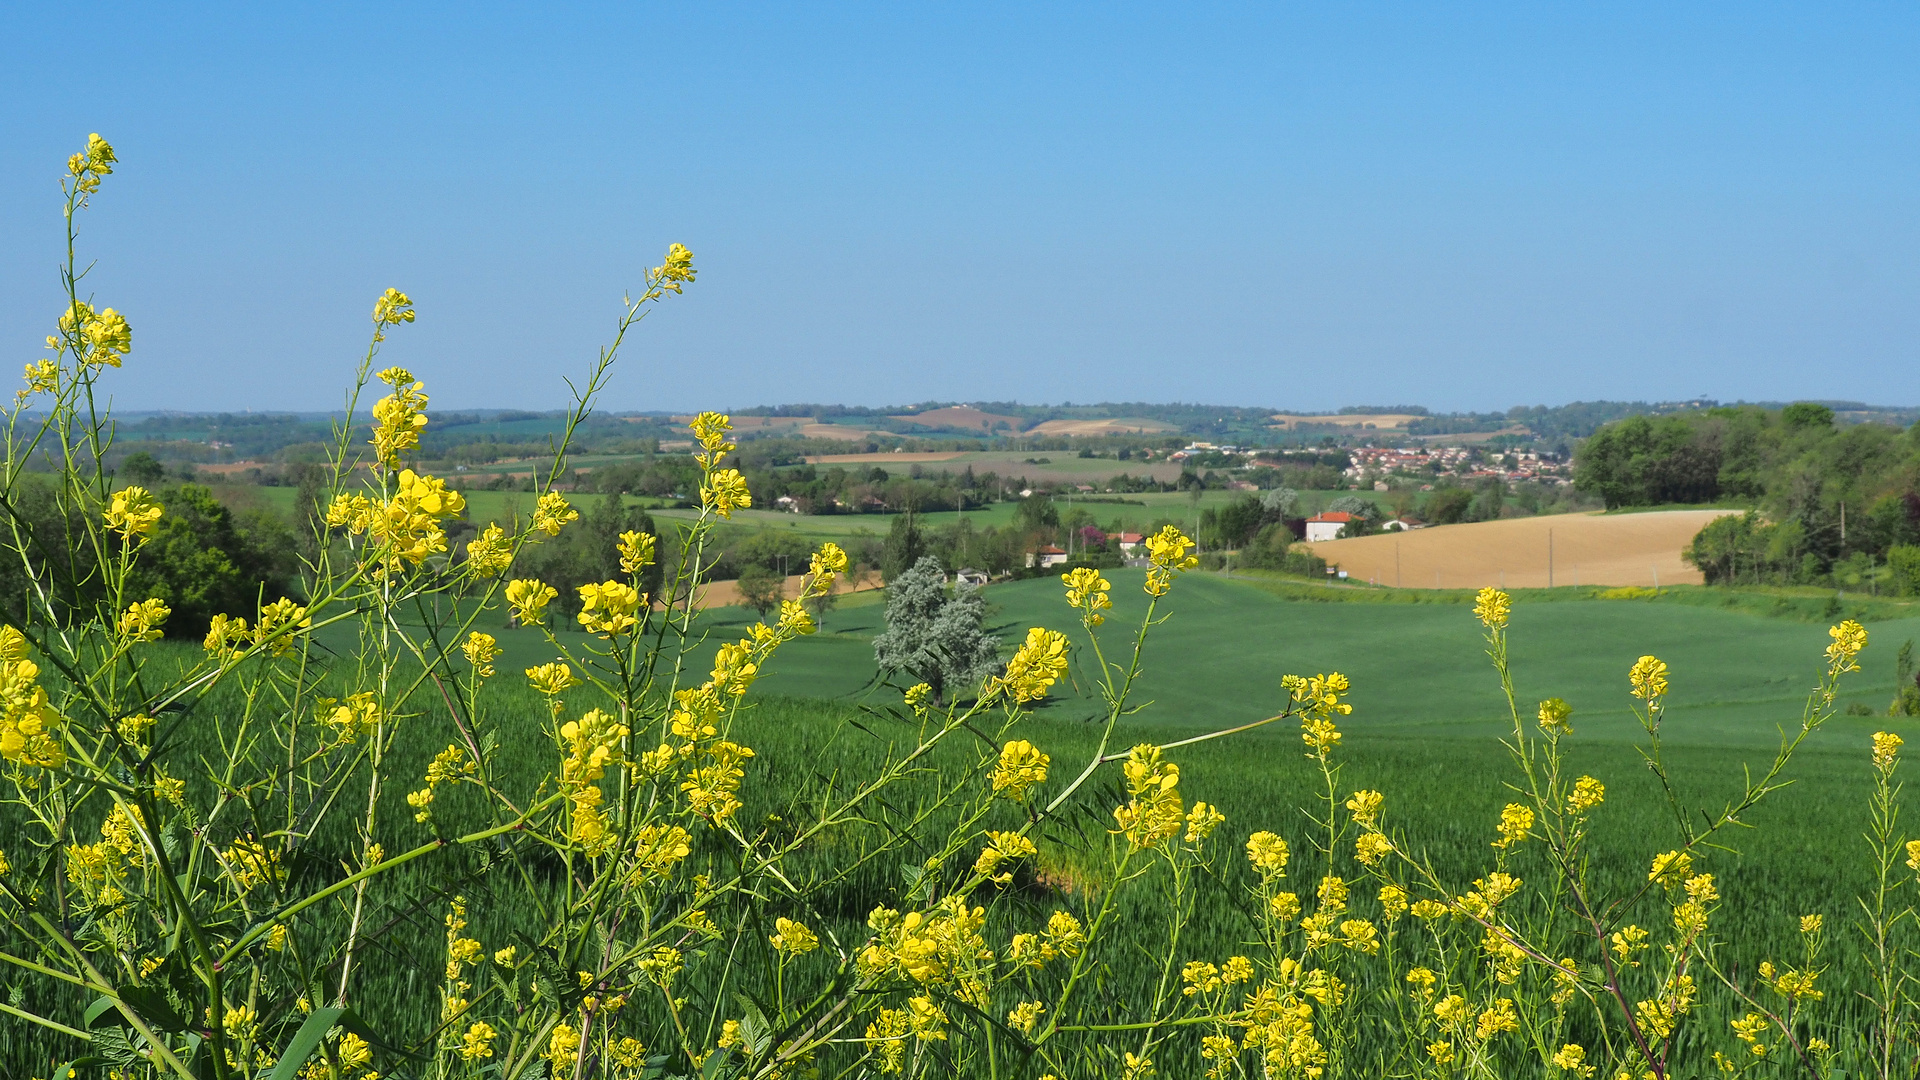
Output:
[1548,528,1554,589]
[1396,540,1402,588]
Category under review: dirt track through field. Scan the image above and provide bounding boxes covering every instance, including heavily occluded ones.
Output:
[1302,510,1738,589]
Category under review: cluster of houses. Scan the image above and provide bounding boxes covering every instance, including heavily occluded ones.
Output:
[1024,528,1147,569]
[1343,445,1567,488]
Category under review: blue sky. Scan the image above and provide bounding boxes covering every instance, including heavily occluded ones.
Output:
[3,4,1917,413]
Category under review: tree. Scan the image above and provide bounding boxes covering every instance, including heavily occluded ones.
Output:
[120,450,164,485]
[126,484,298,637]
[872,556,1001,703]
[734,563,784,617]
[881,511,925,582]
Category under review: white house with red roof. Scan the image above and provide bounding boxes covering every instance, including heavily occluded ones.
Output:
[1303,511,1356,542]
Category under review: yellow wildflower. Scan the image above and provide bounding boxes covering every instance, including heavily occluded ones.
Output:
[506,578,558,625]
[533,491,578,535]
[527,662,580,697]
[1801,913,1823,935]
[577,580,642,636]
[617,529,656,574]
[1113,743,1185,849]
[998,626,1068,702]
[1061,566,1113,625]
[60,301,132,369]
[371,288,415,337]
[1473,587,1511,629]
[1568,775,1605,814]
[702,468,752,517]
[1007,1000,1044,1035]
[1492,803,1534,849]
[105,485,163,541]
[1552,1043,1594,1078]
[1874,731,1903,771]
[464,524,513,576]
[1649,850,1693,886]
[1345,789,1384,829]
[992,740,1050,799]
[1827,619,1868,672]
[117,598,170,642]
[771,917,819,955]
[1142,525,1197,596]
[1355,832,1393,866]
[460,1021,497,1061]
[1629,655,1669,700]
[809,541,850,578]
[1246,832,1291,877]
[370,365,428,466]
[1185,801,1226,843]
[1537,696,1573,735]
[462,632,500,678]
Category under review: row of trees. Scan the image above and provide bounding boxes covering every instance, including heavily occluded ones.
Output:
[1573,403,1920,585]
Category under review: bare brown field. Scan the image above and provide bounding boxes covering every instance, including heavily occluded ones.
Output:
[1301,510,1738,589]
[675,567,884,610]
[797,423,891,441]
[804,451,966,464]
[1026,417,1179,436]
[890,406,1025,432]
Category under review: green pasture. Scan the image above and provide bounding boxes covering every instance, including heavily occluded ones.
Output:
[7,574,1918,1073]
[496,570,1920,751]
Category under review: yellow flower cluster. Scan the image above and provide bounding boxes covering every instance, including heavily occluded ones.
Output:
[618,529,656,575]
[560,709,630,854]
[1491,803,1534,850]
[1536,696,1573,736]
[1473,587,1511,629]
[59,300,132,370]
[1568,775,1605,814]
[578,580,642,636]
[117,598,170,643]
[327,469,468,567]
[105,485,163,542]
[67,132,117,193]
[1285,672,1352,760]
[1113,743,1185,850]
[998,626,1069,703]
[462,631,500,678]
[507,579,559,625]
[533,491,578,536]
[1,628,65,768]
[771,916,820,955]
[1874,730,1903,772]
[691,411,735,467]
[323,692,383,744]
[370,287,415,341]
[655,243,696,292]
[973,830,1038,884]
[1143,525,1198,596]
[1008,910,1086,967]
[1247,832,1291,878]
[464,524,513,576]
[857,896,988,987]
[407,744,476,823]
[1629,654,1669,700]
[370,366,428,467]
[1827,619,1868,674]
[255,598,311,657]
[1061,567,1112,626]
[622,824,691,885]
[20,358,59,402]
[992,740,1049,800]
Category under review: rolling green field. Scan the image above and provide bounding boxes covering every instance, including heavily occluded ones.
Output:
[7,573,1918,1073]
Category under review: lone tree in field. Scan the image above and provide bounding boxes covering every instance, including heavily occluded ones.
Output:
[735,563,785,617]
[872,555,1001,703]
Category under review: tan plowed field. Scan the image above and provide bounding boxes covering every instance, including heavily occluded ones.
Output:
[669,567,886,611]
[1302,510,1739,589]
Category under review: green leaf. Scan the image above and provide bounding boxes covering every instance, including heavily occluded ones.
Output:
[266,1006,345,1080]
[731,994,771,1056]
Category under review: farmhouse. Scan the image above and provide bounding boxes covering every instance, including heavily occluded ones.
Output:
[1304,511,1356,542]
[1114,531,1145,552]
[1380,517,1426,532]
[1026,545,1070,569]
[955,567,989,587]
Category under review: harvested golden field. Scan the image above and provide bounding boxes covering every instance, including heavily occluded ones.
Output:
[1301,510,1739,589]
[890,406,1026,432]
[679,567,884,610]
[1026,417,1179,436]
[804,451,966,464]
[1269,412,1426,431]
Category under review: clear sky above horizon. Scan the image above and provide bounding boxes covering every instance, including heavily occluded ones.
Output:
[3,4,1917,415]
